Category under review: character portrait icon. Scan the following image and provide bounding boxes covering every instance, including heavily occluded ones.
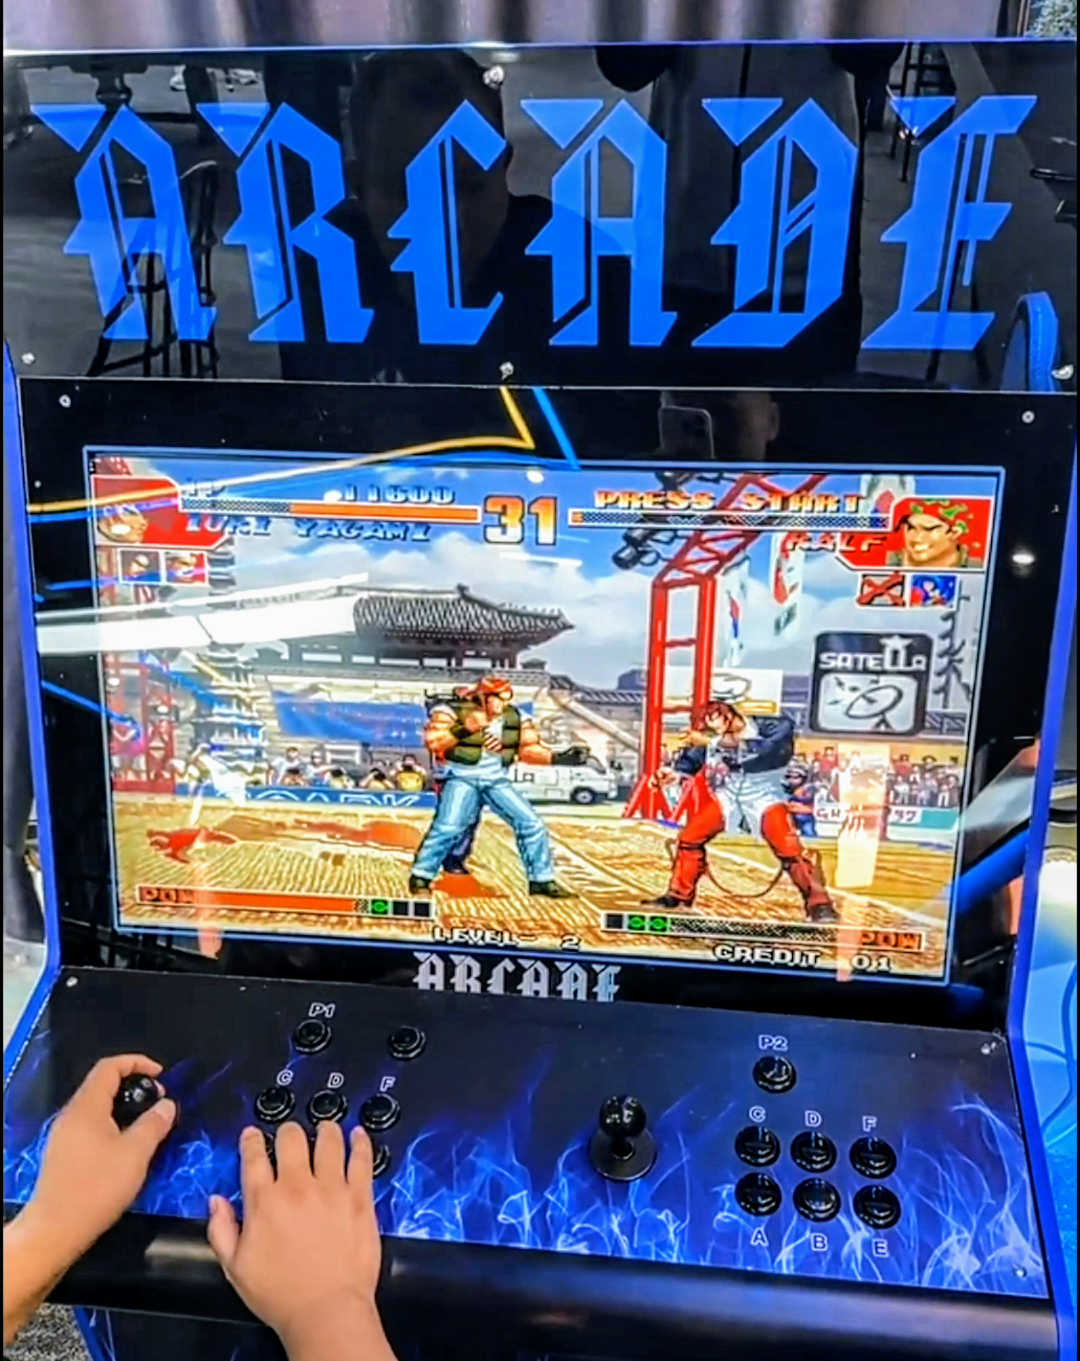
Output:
[886,500,983,570]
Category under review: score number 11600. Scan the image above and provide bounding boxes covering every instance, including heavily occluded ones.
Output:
[483,496,558,547]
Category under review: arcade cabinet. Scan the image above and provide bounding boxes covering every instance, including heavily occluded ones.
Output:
[3,373,1076,1361]
[2,23,1077,1361]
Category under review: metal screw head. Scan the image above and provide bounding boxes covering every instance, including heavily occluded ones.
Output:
[980,1042,993,1055]
[1020,410,1035,424]
[20,353,35,365]
[1051,363,1074,382]
[59,394,72,409]
[499,361,515,380]
[483,65,505,88]
[65,976,79,988]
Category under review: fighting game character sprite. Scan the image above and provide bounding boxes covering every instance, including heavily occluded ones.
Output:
[427,685,481,875]
[886,500,982,570]
[783,757,819,839]
[409,676,589,898]
[644,694,839,923]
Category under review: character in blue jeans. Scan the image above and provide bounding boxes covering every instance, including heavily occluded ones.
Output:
[409,676,588,898]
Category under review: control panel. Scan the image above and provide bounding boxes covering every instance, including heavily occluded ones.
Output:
[3,968,1047,1309]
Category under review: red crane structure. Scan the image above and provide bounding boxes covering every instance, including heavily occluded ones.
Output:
[624,469,826,823]
[93,455,177,794]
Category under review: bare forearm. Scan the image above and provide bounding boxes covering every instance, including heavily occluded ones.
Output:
[3,1213,73,1346]
[279,1295,397,1361]
[518,743,553,766]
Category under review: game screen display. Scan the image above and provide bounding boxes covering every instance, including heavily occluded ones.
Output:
[64,447,1001,982]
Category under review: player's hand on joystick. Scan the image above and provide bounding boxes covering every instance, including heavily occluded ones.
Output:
[589,1095,657,1182]
[4,1055,176,1348]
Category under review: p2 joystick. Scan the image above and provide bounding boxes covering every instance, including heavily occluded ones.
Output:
[589,1095,657,1183]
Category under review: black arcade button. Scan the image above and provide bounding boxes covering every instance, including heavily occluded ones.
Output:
[791,1131,837,1173]
[372,1142,392,1178]
[254,1085,295,1124]
[794,1178,841,1222]
[736,1172,782,1216]
[853,1184,901,1229]
[293,1019,333,1055]
[752,1055,796,1094]
[387,1026,426,1061]
[360,1093,401,1133]
[307,1089,348,1124]
[735,1125,781,1167]
[850,1136,897,1179]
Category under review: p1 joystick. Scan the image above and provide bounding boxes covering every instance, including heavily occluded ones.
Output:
[112,1074,164,1130]
[589,1095,657,1183]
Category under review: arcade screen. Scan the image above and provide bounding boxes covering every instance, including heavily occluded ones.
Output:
[62,447,1000,982]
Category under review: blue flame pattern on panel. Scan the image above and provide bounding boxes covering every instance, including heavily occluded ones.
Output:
[3,1028,1046,1298]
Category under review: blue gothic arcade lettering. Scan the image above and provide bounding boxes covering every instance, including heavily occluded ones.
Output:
[32,93,1036,354]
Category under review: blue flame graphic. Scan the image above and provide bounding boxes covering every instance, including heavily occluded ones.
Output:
[3,1030,1048,1298]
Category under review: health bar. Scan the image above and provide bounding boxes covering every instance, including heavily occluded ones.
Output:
[179,497,481,524]
[569,509,887,531]
[137,885,356,913]
[288,502,481,523]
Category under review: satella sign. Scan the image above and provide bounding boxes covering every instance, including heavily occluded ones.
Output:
[33,93,1034,352]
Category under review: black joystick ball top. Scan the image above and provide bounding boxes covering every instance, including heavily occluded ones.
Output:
[113,1074,163,1130]
[599,1095,647,1149]
[590,1095,657,1183]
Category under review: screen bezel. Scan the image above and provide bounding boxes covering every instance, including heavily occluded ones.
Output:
[17,377,1076,1031]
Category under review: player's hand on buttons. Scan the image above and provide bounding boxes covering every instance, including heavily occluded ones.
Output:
[208,1122,391,1358]
[24,1055,176,1267]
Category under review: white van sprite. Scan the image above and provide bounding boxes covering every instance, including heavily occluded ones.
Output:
[509,755,617,806]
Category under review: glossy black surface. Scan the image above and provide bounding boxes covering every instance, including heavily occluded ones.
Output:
[306,1089,347,1124]
[253,1085,294,1124]
[792,1131,838,1173]
[112,1074,161,1130]
[851,1137,898,1179]
[736,1172,783,1216]
[794,1178,843,1222]
[292,1019,332,1055]
[735,1125,781,1167]
[753,1055,797,1094]
[854,1185,903,1230]
[359,1093,401,1133]
[387,1026,426,1061]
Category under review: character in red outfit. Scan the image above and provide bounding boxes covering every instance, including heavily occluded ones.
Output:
[644,698,838,923]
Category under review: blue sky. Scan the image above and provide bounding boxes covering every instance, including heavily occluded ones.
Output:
[109,451,1000,695]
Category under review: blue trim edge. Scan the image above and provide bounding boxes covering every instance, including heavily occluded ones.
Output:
[531,387,581,470]
[2,343,62,1087]
[1008,450,1078,1361]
